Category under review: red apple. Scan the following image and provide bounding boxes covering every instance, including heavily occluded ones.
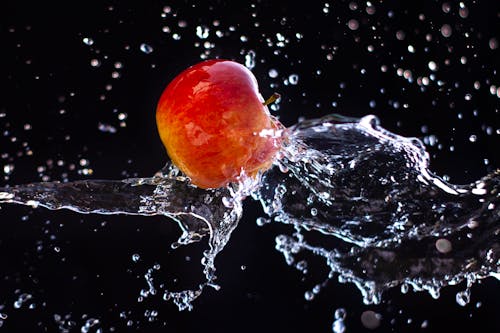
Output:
[156,59,282,189]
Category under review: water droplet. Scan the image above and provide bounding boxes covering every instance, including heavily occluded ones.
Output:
[435,238,452,253]
[361,310,381,330]
[334,308,346,320]
[268,69,279,78]
[3,164,14,175]
[456,290,470,306]
[222,196,233,208]
[440,24,452,38]
[256,217,270,226]
[245,50,256,70]
[98,123,117,134]
[489,38,498,50]
[288,74,299,85]
[82,37,94,45]
[13,293,32,309]
[90,59,101,67]
[347,19,359,30]
[459,5,469,18]
[428,61,438,71]
[332,318,346,333]
[196,25,209,39]
[140,43,154,54]
[442,3,451,13]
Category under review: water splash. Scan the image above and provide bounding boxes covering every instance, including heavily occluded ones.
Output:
[0,165,245,310]
[0,114,498,309]
[258,114,499,304]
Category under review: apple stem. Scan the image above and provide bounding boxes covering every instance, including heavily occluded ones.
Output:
[263,93,281,106]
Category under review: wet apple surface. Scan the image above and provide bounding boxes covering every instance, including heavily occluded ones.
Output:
[156,59,282,189]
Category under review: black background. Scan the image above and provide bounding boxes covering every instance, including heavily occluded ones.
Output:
[0,1,498,332]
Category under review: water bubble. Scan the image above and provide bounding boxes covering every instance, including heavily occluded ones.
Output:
[140,43,154,54]
[361,310,381,330]
[304,291,314,301]
[132,253,140,262]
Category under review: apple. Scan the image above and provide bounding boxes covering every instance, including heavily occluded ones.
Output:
[156,59,282,189]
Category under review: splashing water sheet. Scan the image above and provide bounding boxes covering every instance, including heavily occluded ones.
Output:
[1,1,499,332]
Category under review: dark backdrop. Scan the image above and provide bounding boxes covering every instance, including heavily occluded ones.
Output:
[0,1,498,332]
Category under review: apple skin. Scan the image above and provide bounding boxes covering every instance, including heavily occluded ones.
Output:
[156,59,281,189]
